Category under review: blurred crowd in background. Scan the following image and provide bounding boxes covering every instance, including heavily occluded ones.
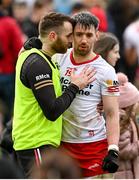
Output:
[0,0,139,178]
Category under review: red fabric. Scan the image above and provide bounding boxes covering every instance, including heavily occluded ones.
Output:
[90,6,108,32]
[61,139,108,177]
[0,16,23,74]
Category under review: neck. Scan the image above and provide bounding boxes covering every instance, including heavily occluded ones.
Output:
[41,44,55,57]
[72,51,97,63]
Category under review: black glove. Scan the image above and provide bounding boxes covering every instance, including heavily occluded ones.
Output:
[24,37,42,50]
[102,149,119,173]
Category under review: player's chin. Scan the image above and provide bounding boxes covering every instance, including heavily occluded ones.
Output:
[68,42,72,48]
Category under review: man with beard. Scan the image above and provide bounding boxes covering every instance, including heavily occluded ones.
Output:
[12,12,96,178]
[23,12,120,178]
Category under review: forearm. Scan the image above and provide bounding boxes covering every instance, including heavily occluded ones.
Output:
[34,83,79,121]
[105,112,120,147]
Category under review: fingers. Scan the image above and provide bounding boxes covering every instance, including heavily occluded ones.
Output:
[81,66,96,76]
[70,66,97,90]
[78,66,96,86]
[87,76,96,84]
[85,68,96,84]
[81,65,90,74]
[87,69,96,81]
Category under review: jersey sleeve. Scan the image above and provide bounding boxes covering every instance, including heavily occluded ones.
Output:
[101,66,119,96]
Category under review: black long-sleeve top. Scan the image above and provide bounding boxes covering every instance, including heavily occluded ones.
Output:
[20,52,79,121]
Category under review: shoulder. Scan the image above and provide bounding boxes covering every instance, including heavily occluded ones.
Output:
[92,56,117,84]
[52,48,72,64]
[23,53,49,70]
[0,17,21,33]
[96,56,116,72]
[2,16,18,26]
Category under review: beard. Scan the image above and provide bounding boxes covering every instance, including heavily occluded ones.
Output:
[76,47,90,56]
[52,37,68,54]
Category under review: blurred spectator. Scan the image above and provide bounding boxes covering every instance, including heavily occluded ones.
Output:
[82,0,108,32]
[0,118,19,166]
[0,0,23,126]
[0,156,24,178]
[107,0,139,77]
[12,1,30,40]
[16,0,54,38]
[12,1,29,25]
[123,8,139,87]
[0,99,7,136]
[53,0,72,14]
[82,0,107,9]
[70,1,87,15]
[0,119,13,154]
[90,6,108,32]
[30,148,82,179]
[114,72,139,179]
[15,0,36,9]
[0,0,13,16]
[107,0,139,39]
[94,32,120,67]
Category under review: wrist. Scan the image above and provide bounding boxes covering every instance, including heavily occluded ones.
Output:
[70,83,79,92]
[108,144,119,152]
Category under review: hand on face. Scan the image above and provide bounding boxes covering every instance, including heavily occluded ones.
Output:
[70,65,96,90]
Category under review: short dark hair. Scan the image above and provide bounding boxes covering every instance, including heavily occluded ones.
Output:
[72,11,99,30]
[94,32,119,60]
[39,12,74,38]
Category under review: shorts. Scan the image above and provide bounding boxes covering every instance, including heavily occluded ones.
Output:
[61,139,108,177]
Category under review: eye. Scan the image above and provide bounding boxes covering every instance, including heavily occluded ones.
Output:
[87,33,93,38]
[76,33,82,37]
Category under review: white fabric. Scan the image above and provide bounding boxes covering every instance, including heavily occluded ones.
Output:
[53,48,119,143]
[123,20,139,63]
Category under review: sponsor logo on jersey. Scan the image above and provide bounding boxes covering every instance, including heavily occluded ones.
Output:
[106,79,119,86]
[105,79,119,93]
[60,77,93,96]
[35,74,50,81]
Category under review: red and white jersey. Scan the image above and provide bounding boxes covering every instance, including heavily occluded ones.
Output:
[53,48,119,143]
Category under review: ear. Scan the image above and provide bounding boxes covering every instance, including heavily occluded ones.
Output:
[49,31,57,41]
[96,30,100,41]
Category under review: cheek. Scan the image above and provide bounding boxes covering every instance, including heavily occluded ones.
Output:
[106,53,116,66]
[107,51,115,61]
[73,38,79,46]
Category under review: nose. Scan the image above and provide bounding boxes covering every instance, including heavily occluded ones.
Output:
[81,35,87,44]
[117,52,120,59]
